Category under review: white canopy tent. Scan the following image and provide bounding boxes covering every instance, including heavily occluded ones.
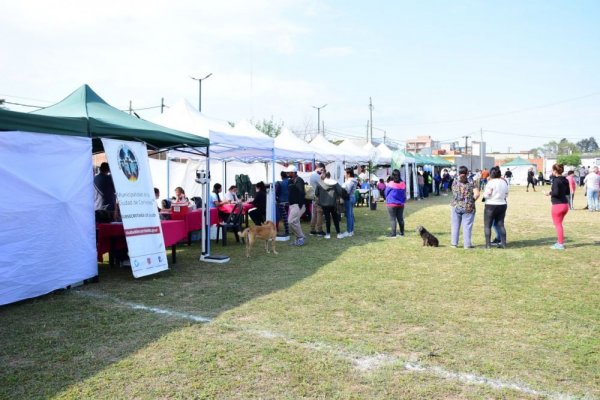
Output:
[310,135,346,163]
[374,143,393,165]
[274,127,318,162]
[337,140,369,164]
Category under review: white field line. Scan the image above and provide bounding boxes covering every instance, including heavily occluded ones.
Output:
[74,290,212,323]
[75,291,584,400]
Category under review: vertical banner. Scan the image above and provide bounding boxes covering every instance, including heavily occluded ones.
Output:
[101,139,168,278]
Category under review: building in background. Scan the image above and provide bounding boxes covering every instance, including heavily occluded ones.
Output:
[406,135,440,154]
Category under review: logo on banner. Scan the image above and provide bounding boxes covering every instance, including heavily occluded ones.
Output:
[117,145,140,182]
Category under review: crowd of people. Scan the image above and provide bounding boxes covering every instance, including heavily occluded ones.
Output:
[95,158,599,252]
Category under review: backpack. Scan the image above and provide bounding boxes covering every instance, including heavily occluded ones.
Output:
[304,184,315,200]
[340,187,350,201]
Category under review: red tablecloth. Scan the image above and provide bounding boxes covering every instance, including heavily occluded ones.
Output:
[169,208,219,231]
[218,203,253,216]
[96,220,187,263]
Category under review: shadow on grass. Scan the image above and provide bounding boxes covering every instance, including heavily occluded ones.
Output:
[0,196,440,399]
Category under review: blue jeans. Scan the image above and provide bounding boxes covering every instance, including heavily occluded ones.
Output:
[587,189,599,211]
[344,195,356,233]
[451,207,475,248]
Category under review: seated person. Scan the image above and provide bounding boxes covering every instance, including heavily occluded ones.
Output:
[174,186,190,205]
[224,185,240,203]
[247,181,267,226]
[210,183,230,221]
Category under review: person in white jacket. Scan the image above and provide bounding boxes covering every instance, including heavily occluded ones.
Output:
[482,167,509,249]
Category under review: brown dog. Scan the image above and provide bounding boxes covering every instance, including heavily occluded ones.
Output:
[416,225,439,247]
[238,221,278,258]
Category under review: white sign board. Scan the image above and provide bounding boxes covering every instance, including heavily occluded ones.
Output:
[102,139,168,277]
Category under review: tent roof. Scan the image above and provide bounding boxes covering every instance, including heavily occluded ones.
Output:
[310,135,346,162]
[151,100,272,161]
[501,156,536,167]
[274,128,318,161]
[338,140,369,163]
[26,85,209,152]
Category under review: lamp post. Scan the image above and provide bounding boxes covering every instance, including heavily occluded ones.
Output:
[190,73,213,112]
[312,104,327,135]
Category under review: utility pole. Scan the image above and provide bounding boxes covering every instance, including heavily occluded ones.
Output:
[366,120,370,142]
[129,100,132,115]
[369,97,374,143]
[462,135,471,170]
[322,120,325,136]
[383,130,386,144]
[312,104,327,135]
[161,97,165,114]
[480,128,484,170]
[190,73,213,112]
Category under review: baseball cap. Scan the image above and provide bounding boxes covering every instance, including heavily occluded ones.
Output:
[283,165,298,173]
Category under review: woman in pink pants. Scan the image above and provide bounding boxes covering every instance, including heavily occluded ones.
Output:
[544,164,570,250]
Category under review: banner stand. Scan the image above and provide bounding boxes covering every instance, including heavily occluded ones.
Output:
[196,168,230,264]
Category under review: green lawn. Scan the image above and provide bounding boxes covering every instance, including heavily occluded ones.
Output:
[1,185,598,399]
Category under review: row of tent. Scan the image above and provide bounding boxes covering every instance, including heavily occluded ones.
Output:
[0,84,456,168]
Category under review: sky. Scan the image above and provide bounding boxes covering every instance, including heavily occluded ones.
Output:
[1,0,599,152]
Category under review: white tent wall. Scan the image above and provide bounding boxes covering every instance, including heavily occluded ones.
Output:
[500,165,536,186]
[0,131,97,306]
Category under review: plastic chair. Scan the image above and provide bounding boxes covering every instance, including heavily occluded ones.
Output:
[216,202,244,246]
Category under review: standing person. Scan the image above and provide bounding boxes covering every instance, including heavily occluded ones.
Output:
[544,164,570,250]
[450,166,480,249]
[377,178,386,200]
[285,165,306,246]
[583,166,600,212]
[309,162,326,236]
[504,168,513,185]
[441,168,450,195]
[94,162,116,211]
[566,170,577,210]
[417,170,425,200]
[246,181,267,225]
[275,171,290,237]
[537,171,545,186]
[433,170,441,196]
[526,168,536,192]
[579,165,587,187]
[315,172,345,239]
[482,167,509,249]
[480,168,489,190]
[384,169,406,238]
[341,168,358,237]
[174,187,189,204]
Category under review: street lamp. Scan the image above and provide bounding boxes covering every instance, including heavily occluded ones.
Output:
[312,104,327,135]
[190,73,213,112]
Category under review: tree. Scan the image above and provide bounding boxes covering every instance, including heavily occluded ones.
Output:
[538,138,578,156]
[254,118,283,138]
[557,154,581,167]
[576,137,599,153]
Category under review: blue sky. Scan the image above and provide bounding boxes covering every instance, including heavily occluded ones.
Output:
[1,0,599,152]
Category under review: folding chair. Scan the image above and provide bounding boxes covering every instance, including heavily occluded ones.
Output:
[216,202,244,246]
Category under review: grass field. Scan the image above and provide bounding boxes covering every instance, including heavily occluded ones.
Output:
[1,185,598,399]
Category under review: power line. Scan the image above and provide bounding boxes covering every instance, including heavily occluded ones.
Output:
[364,90,600,128]
[483,129,587,140]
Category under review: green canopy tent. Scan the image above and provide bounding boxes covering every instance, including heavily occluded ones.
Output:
[499,157,536,185]
[0,84,209,153]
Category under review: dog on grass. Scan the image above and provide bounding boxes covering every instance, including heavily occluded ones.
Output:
[416,225,439,247]
[238,221,278,258]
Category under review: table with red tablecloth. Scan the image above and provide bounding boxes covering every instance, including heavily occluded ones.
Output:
[218,203,253,226]
[168,208,219,244]
[96,220,187,265]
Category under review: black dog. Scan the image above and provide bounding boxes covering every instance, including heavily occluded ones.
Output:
[416,225,439,247]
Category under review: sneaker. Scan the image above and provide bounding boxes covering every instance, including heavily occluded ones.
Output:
[399,232,404,236]
[337,232,347,239]
[317,231,326,237]
[324,234,331,239]
[309,230,319,236]
[451,245,457,248]
[347,231,354,237]
[385,233,397,239]
[550,243,565,250]
[288,240,299,246]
